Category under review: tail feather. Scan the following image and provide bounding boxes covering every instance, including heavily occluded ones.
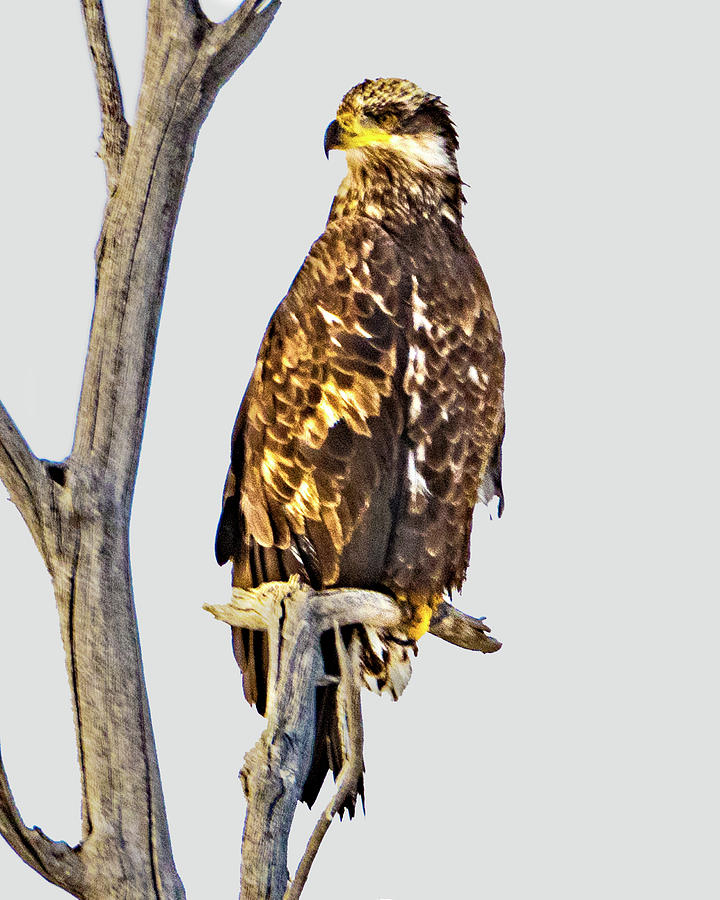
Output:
[231,626,269,714]
[232,544,364,817]
[301,682,364,817]
[301,626,364,817]
[230,543,414,818]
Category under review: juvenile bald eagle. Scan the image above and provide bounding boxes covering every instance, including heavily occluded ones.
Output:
[216,78,505,813]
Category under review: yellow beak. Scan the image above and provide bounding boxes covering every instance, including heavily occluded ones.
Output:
[323,118,392,157]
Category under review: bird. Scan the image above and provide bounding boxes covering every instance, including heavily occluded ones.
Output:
[215,77,505,815]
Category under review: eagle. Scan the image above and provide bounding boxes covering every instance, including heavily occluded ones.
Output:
[216,77,505,814]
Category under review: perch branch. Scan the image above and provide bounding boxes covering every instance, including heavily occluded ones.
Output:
[204,581,405,900]
[284,625,364,900]
[80,0,129,194]
[205,582,405,634]
[0,745,85,898]
[205,582,502,897]
[0,399,49,560]
[430,600,502,652]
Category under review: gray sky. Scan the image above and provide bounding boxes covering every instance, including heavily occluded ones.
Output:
[1,1,717,897]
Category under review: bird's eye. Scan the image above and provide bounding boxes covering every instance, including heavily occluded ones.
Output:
[367,109,399,130]
[379,112,398,129]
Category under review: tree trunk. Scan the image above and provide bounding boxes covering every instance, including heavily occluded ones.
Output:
[0,2,280,897]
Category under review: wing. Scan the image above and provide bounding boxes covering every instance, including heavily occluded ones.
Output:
[216,216,410,589]
[381,224,506,598]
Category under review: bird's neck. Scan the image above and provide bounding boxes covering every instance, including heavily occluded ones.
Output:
[327,151,464,232]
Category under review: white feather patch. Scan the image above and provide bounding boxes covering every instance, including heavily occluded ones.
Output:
[359,626,413,700]
[407,450,431,499]
[387,132,456,175]
[318,305,342,326]
[409,391,421,423]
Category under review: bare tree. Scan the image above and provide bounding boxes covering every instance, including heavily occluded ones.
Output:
[0,2,281,897]
[0,3,499,898]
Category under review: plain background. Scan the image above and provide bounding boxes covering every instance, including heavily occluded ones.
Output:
[0,1,717,897]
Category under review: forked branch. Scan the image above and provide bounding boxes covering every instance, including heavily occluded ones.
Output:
[205,580,500,899]
[203,0,283,89]
[2,0,282,897]
[205,581,404,899]
[284,625,364,900]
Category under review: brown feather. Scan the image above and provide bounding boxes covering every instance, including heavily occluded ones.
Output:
[216,78,505,817]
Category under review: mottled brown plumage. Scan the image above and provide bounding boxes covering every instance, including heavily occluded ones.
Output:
[216,78,505,814]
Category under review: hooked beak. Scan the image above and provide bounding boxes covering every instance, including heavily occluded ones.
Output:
[323,119,342,158]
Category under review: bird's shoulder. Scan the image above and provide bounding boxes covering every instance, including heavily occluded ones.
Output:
[281,215,411,325]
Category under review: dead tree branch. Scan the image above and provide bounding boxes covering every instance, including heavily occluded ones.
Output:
[0,400,49,565]
[430,600,502,652]
[0,746,85,898]
[205,581,500,899]
[0,1,281,897]
[284,625,364,900]
[80,0,129,194]
[208,0,282,87]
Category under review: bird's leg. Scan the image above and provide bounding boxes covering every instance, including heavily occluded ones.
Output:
[284,623,364,900]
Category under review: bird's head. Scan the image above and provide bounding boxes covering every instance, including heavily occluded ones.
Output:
[324,78,459,178]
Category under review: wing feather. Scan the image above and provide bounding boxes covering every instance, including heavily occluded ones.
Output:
[218,217,409,589]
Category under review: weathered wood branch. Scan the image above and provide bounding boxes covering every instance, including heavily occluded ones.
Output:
[430,600,502,652]
[80,0,129,194]
[205,580,500,899]
[207,0,282,89]
[0,400,50,566]
[205,581,404,899]
[71,0,280,495]
[284,625,364,900]
[1,1,281,897]
[0,746,85,898]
